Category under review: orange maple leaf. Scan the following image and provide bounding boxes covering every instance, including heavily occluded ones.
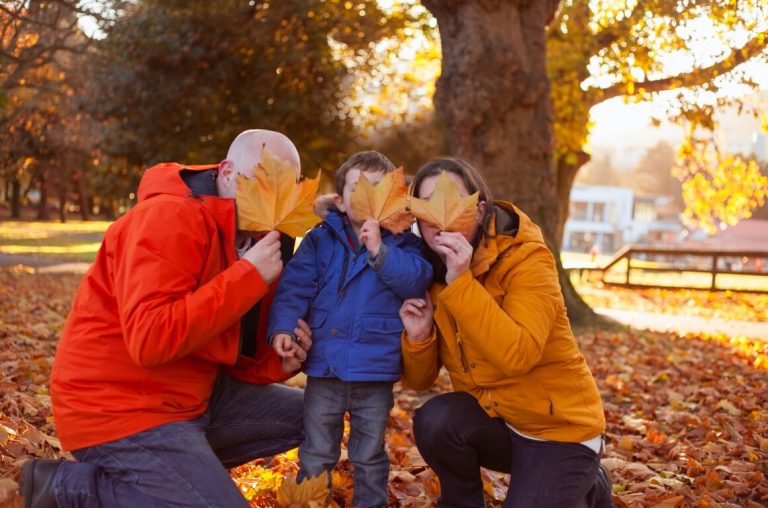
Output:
[276,473,329,508]
[409,171,478,235]
[348,167,414,234]
[236,149,321,238]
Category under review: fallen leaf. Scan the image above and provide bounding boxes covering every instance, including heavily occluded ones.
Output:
[236,149,321,237]
[276,473,329,508]
[409,171,478,235]
[349,167,413,234]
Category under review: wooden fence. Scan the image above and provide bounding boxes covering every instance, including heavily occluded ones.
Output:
[567,246,768,293]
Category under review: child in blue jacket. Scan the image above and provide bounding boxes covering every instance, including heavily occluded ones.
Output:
[269,151,432,507]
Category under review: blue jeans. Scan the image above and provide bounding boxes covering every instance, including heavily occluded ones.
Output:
[414,392,610,508]
[53,375,304,507]
[299,377,394,508]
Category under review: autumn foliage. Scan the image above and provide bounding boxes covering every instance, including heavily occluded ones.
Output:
[236,149,322,238]
[408,171,479,236]
[349,167,413,234]
[1,268,767,507]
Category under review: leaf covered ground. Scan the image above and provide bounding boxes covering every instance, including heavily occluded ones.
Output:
[1,267,766,507]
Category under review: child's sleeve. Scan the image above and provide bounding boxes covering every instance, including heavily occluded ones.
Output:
[266,229,321,342]
[368,233,432,299]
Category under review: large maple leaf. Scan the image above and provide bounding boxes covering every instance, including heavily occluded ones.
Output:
[276,473,329,508]
[409,170,478,235]
[236,149,321,238]
[349,167,414,234]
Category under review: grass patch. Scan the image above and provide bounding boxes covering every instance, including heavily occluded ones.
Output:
[0,220,111,263]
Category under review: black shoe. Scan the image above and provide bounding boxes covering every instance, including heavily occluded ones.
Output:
[20,459,61,508]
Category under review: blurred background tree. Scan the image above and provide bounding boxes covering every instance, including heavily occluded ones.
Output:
[2,0,767,318]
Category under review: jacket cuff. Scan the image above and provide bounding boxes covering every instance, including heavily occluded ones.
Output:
[402,326,437,351]
[267,330,297,345]
[367,243,389,271]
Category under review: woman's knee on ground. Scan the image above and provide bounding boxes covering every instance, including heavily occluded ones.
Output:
[413,392,480,447]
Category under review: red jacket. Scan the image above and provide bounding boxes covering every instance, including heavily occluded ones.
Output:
[51,163,290,451]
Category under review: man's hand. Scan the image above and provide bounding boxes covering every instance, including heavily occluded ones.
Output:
[399,293,434,343]
[359,220,382,257]
[242,231,282,283]
[278,318,313,373]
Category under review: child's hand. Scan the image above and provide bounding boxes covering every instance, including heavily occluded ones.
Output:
[359,220,382,257]
[399,293,434,343]
[272,333,296,358]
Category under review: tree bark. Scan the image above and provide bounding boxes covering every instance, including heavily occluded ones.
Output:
[58,180,67,223]
[78,179,90,220]
[425,0,560,239]
[424,0,595,323]
[10,178,21,219]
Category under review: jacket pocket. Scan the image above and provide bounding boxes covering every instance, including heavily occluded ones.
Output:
[308,310,328,330]
[354,315,403,375]
[360,315,403,336]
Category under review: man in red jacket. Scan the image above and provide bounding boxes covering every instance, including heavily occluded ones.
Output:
[20,130,312,508]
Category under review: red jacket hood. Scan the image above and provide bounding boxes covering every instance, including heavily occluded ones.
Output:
[137,162,220,202]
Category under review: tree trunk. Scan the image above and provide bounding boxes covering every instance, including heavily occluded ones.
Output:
[555,153,596,322]
[425,0,561,238]
[77,175,90,220]
[37,171,50,220]
[58,181,67,223]
[424,0,596,323]
[10,178,21,219]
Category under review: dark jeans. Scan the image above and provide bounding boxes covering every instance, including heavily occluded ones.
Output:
[53,375,304,507]
[413,391,611,508]
[299,376,394,508]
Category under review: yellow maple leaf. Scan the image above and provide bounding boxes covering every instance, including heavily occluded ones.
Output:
[349,167,414,234]
[236,149,321,238]
[276,473,329,508]
[409,171,478,235]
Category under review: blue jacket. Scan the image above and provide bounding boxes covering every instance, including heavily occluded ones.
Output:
[268,209,433,381]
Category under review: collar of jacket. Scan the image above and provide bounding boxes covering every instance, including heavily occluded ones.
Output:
[470,200,544,277]
[323,207,393,250]
[137,162,238,263]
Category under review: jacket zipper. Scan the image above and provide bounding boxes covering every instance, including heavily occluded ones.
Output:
[447,313,470,373]
[337,248,350,294]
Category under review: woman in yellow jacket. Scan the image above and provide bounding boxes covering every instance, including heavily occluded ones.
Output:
[400,158,614,508]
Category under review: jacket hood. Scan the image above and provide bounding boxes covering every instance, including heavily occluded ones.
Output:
[137,163,220,202]
[471,200,547,276]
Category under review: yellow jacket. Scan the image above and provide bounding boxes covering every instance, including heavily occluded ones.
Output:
[402,202,605,442]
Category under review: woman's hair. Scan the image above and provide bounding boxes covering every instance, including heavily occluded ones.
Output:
[410,157,493,206]
[411,157,495,283]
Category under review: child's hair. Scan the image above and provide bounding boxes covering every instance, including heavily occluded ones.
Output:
[335,151,395,195]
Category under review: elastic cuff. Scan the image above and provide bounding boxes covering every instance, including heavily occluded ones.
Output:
[267,331,297,345]
[367,242,389,271]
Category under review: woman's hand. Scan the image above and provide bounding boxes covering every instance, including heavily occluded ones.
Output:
[399,293,434,343]
[434,231,473,284]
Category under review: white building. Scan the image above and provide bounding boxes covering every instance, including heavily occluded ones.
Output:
[563,185,683,254]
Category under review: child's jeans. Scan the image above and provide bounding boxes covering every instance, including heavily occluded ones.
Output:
[299,376,395,508]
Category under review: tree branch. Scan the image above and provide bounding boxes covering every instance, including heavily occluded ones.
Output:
[596,27,768,101]
[594,0,649,49]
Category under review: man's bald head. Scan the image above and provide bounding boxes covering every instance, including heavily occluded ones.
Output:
[217,129,301,198]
